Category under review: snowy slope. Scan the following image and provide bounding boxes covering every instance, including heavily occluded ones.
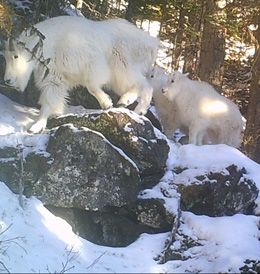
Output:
[0,93,260,273]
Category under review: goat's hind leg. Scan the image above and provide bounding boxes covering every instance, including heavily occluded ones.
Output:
[116,86,152,116]
[87,84,113,110]
[117,77,153,115]
[134,85,153,116]
[117,89,139,108]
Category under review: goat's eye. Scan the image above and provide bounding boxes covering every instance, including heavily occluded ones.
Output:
[14,55,18,59]
[171,79,174,83]
[151,75,154,78]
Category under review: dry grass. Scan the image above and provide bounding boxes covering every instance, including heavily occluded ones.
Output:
[0,0,13,36]
[241,126,260,163]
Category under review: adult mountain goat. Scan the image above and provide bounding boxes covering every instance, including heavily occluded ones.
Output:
[2,16,159,133]
[161,72,245,147]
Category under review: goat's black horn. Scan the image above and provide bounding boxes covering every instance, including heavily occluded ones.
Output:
[0,36,6,51]
[9,37,16,51]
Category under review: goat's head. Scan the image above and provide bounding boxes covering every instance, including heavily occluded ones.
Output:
[161,71,189,100]
[2,36,35,92]
[147,66,168,94]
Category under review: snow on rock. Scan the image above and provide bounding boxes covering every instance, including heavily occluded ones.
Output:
[0,93,172,247]
[1,182,260,273]
[0,92,260,272]
[47,108,169,188]
[157,212,260,273]
[0,181,170,273]
[169,143,260,213]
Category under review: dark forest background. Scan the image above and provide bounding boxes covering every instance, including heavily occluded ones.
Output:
[0,0,260,162]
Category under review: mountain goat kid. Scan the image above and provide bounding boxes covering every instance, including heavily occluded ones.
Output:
[161,71,244,147]
[148,67,213,144]
[2,16,159,133]
[147,66,186,139]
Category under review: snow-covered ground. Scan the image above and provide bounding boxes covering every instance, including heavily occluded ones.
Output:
[0,93,260,273]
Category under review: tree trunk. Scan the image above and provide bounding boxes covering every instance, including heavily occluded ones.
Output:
[172,3,185,70]
[183,2,201,77]
[243,18,260,163]
[125,0,137,23]
[197,0,225,92]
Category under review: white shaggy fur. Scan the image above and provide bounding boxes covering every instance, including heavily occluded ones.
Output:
[148,67,213,143]
[147,66,184,139]
[3,16,159,133]
[162,71,244,147]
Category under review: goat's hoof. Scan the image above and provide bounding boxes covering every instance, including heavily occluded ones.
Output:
[28,123,46,134]
[117,103,127,108]
[28,128,44,134]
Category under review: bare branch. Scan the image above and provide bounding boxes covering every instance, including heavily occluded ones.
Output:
[46,245,80,274]
[87,251,107,269]
[0,260,10,274]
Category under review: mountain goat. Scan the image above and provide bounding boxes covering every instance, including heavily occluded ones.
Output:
[147,66,185,139]
[148,67,213,144]
[161,71,244,147]
[2,16,159,133]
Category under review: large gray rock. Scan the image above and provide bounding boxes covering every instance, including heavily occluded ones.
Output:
[25,124,142,210]
[0,108,172,247]
[48,109,169,188]
[176,164,258,217]
[239,260,260,273]
[46,197,174,247]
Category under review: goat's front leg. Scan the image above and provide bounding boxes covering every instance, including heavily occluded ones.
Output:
[29,85,67,134]
[28,106,50,134]
[188,121,203,145]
